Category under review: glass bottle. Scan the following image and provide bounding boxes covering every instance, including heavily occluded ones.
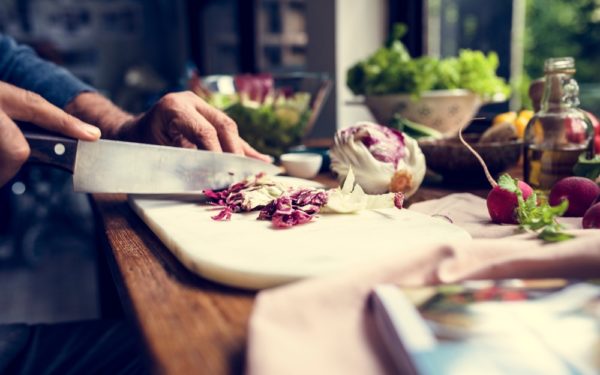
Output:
[523,57,594,190]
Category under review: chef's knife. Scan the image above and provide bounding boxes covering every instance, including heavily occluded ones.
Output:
[24,132,281,193]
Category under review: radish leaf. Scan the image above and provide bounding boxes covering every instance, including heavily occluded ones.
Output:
[502,175,573,242]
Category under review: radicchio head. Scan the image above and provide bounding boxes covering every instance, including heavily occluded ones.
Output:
[329,121,426,196]
[338,122,406,167]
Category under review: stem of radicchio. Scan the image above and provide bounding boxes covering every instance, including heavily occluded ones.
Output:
[394,192,405,209]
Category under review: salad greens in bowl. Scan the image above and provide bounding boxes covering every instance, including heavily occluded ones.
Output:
[347,24,510,135]
[190,73,331,157]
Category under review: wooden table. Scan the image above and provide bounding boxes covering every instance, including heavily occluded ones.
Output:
[91,174,492,375]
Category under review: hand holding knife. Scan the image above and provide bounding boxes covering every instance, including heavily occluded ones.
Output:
[1,80,273,191]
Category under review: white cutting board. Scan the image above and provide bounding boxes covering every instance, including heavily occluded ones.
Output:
[129,178,471,290]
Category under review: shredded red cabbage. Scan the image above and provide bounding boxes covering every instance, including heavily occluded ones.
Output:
[204,178,329,228]
[204,175,401,228]
[204,172,274,214]
[258,189,329,228]
[211,207,232,221]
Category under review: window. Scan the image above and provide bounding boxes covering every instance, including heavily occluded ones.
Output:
[425,0,600,114]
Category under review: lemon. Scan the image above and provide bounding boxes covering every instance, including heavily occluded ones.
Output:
[493,111,517,125]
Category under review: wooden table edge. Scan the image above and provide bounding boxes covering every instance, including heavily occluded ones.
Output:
[91,193,255,375]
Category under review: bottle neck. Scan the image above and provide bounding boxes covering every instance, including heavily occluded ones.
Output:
[541,71,580,112]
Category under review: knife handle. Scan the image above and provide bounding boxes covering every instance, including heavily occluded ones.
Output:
[23,132,77,173]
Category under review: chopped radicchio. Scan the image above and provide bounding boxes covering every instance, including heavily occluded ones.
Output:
[203,172,401,229]
[204,174,262,209]
[204,172,274,218]
[211,207,232,221]
[204,176,329,228]
[258,189,329,228]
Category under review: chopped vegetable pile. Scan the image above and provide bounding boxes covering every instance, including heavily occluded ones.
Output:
[258,189,328,228]
[203,170,404,229]
[346,24,510,99]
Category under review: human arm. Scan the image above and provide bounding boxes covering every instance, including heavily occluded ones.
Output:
[0,34,95,109]
[0,33,270,187]
[0,33,268,160]
[0,87,270,187]
[0,34,102,186]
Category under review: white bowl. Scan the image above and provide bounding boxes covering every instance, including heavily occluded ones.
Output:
[280,153,323,179]
[364,89,484,136]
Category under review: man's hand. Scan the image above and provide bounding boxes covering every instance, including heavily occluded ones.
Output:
[0,81,101,187]
[113,91,270,162]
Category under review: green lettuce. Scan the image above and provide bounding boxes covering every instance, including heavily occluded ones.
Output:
[208,92,312,157]
[346,24,510,99]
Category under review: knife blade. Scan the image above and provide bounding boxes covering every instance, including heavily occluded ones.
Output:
[24,132,281,193]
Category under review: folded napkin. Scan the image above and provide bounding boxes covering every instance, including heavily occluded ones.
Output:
[246,193,600,375]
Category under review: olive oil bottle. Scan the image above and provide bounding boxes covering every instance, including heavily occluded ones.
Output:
[523,57,594,190]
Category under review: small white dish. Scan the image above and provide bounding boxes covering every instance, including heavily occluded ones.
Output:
[280,153,323,179]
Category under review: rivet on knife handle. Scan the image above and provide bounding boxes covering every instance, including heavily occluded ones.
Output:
[24,132,77,173]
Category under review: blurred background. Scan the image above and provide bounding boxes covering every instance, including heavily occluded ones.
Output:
[1,0,599,324]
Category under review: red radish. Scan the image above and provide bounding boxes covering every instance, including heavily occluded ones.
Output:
[564,117,587,144]
[583,110,600,155]
[565,111,600,153]
[582,203,600,228]
[459,124,533,224]
[584,110,599,136]
[548,176,600,217]
[487,181,534,224]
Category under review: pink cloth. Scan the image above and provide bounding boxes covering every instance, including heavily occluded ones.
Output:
[245,193,600,375]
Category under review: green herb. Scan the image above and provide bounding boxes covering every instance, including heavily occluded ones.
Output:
[498,174,574,242]
[497,174,519,193]
[346,24,510,99]
[538,227,575,242]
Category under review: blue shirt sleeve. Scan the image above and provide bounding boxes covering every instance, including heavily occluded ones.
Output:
[0,34,96,109]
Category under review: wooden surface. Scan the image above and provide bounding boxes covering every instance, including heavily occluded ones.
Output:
[93,195,255,375]
[92,171,500,375]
